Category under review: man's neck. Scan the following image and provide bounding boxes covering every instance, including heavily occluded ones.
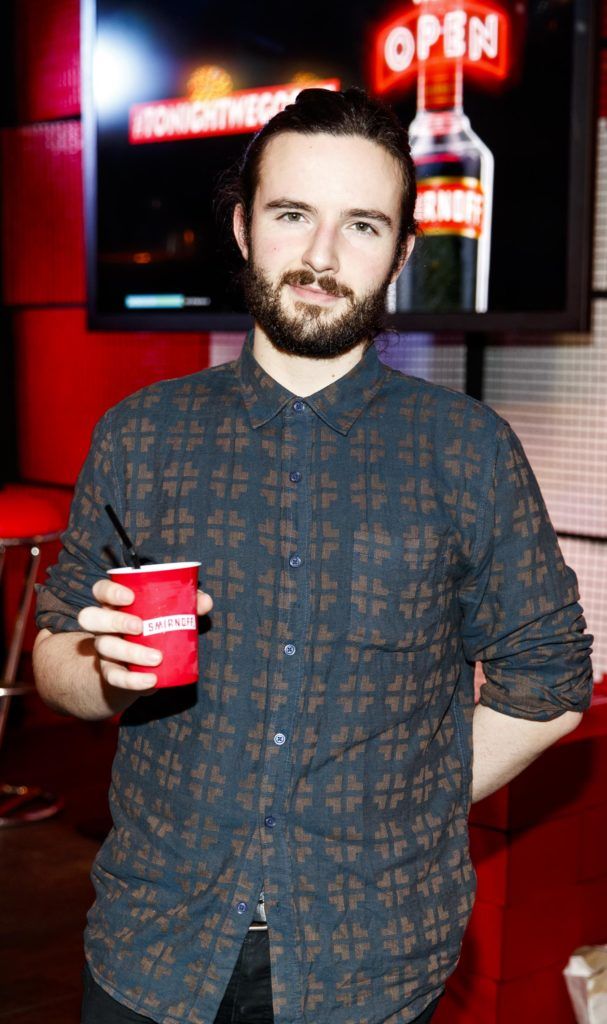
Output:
[252,327,367,398]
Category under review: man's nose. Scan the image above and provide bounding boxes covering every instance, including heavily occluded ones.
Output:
[301,224,340,276]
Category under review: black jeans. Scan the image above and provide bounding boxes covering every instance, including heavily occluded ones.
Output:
[81,929,441,1023]
[82,930,273,1024]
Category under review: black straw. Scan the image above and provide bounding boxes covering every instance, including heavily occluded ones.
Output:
[104,504,141,569]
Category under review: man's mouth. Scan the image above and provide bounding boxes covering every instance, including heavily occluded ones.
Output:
[289,283,340,305]
[280,270,355,306]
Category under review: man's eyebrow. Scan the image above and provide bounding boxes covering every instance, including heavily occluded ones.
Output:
[264,199,316,213]
[346,208,394,229]
[264,199,394,229]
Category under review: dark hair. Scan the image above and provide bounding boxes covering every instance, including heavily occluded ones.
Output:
[216,86,417,255]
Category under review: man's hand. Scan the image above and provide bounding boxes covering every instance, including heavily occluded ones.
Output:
[77,579,213,693]
[33,580,213,720]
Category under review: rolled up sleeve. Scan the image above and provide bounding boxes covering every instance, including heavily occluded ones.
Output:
[458,422,594,721]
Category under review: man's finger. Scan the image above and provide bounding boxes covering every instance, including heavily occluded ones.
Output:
[95,635,163,667]
[92,579,135,607]
[197,590,213,616]
[78,606,143,636]
[101,662,160,691]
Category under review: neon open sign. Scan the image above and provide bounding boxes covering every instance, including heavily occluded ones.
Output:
[373,1,512,94]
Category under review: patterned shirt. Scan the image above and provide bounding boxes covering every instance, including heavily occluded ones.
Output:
[36,336,593,1024]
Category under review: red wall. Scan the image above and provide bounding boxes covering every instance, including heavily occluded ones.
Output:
[14,310,209,484]
[2,0,210,490]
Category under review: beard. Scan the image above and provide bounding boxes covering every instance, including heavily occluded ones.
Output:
[241,259,394,360]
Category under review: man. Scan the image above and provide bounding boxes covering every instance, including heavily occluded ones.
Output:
[34,88,592,1024]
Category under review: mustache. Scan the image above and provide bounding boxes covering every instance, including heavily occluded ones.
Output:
[280,269,355,301]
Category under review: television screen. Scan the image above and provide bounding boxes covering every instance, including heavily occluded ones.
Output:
[82,0,597,332]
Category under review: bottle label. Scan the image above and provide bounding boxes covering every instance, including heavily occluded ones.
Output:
[415,176,485,238]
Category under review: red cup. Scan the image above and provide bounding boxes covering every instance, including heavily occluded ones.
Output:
[108,562,201,688]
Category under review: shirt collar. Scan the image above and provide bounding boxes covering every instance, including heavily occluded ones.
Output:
[236,332,387,436]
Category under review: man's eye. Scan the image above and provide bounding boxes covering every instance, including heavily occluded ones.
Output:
[280,211,304,223]
[353,222,376,235]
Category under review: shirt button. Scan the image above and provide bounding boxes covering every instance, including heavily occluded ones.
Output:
[284,643,296,656]
[289,554,302,568]
[236,901,248,914]
[273,732,286,746]
[264,816,276,828]
[289,471,302,483]
[292,400,305,412]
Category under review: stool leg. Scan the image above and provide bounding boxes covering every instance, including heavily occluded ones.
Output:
[0,545,40,751]
[0,527,63,826]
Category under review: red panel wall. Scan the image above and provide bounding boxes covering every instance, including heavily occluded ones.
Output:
[15,309,209,485]
[1,121,85,304]
[1,0,211,490]
[434,703,607,1024]
[14,0,80,122]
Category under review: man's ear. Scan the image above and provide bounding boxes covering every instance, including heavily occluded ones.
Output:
[390,234,416,282]
[233,203,249,261]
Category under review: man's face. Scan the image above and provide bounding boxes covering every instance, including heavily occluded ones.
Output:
[233,132,411,359]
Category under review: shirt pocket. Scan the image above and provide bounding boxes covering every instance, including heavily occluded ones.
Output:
[348,521,446,652]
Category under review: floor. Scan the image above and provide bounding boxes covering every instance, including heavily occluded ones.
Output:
[0,697,117,1023]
